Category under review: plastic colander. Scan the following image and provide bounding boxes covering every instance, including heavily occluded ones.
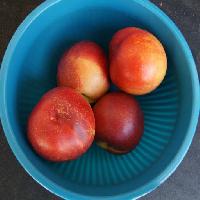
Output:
[0,0,199,199]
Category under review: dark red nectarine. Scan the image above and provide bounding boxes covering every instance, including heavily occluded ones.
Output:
[57,41,109,103]
[93,92,144,154]
[110,27,167,95]
[28,87,95,161]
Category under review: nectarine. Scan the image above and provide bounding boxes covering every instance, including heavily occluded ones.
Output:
[57,41,109,103]
[93,92,144,154]
[110,27,167,95]
[28,87,95,161]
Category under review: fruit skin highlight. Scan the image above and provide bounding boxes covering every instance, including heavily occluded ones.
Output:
[28,87,95,162]
[110,27,167,95]
[57,41,109,103]
[93,92,144,154]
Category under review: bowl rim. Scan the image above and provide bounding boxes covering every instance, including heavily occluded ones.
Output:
[0,0,199,199]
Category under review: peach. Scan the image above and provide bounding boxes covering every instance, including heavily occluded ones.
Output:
[110,27,167,95]
[57,41,109,103]
[28,87,95,161]
[93,92,144,154]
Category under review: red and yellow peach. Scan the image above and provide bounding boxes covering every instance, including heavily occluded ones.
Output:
[57,41,109,103]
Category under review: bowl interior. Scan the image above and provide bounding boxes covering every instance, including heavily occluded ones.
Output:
[1,0,198,199]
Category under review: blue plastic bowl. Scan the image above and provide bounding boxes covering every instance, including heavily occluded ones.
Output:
[0,0,199,199]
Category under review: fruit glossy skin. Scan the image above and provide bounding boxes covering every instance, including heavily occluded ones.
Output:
[28,87,95,161]
[57,41,109,103]
[110,27,167,95]
[109,27,139,60]
[93,92,144,154]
